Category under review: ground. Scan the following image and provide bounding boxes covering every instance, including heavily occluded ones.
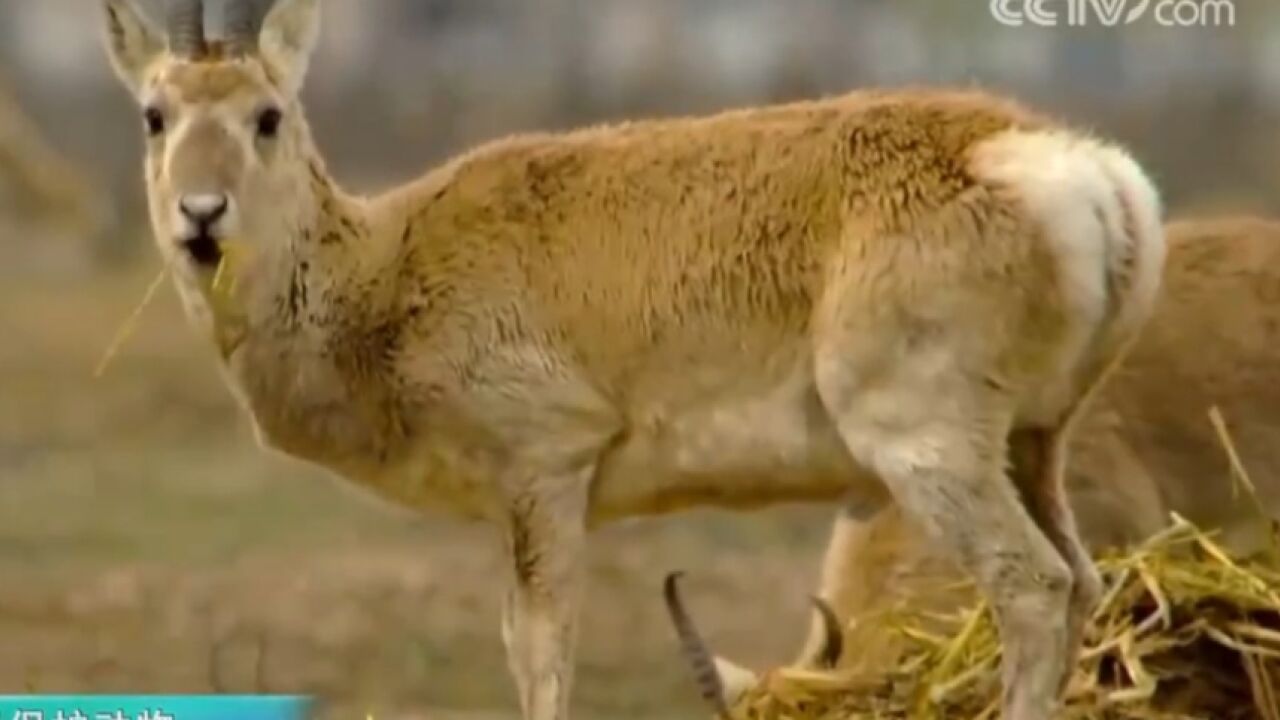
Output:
[0,251,833,719]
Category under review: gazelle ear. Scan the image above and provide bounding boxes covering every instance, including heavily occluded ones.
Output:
[101,0,165,96]
[260,0,321,95]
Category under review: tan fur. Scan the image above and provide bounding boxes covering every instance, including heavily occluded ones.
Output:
[797,216,1280,674]
[101,1,1166,718]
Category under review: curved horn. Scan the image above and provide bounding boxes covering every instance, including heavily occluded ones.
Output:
[809,596,845,670]
[166,0,206,57]
[664,573,731,717]
[225,0,267,55]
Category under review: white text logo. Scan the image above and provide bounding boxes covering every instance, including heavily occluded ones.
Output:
[991,0,1235,27]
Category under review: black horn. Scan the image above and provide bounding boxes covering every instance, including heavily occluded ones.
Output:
[166,0,206,57]
[663,572,731,719]
[810,596,845,670]
[226,0,268,55]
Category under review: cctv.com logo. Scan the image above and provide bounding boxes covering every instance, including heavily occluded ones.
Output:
[991,0,1236,27]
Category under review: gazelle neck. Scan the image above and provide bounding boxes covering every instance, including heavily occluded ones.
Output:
[219,148,407,473]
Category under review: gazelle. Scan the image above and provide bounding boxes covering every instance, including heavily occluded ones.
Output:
[100,0,1165,718]
[669,218,1280,708]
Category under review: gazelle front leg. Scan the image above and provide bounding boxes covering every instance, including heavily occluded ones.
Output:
[499,470,591,720]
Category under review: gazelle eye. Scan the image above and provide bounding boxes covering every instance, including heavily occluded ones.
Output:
[143,107,165,137]
[256,107,282,139]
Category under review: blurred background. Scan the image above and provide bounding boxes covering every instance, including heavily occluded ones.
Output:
[1,1,1278,718]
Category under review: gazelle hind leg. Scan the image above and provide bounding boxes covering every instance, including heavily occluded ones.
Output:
[816,370,1074,719]
[1009,426,1103,689]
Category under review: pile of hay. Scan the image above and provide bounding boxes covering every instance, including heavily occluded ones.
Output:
[735,518,1279,719]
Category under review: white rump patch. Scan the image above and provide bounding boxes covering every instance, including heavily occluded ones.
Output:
[969,129,1165,422]
[1092,145,1167,336]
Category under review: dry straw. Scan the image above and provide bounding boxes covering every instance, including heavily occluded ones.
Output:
[93,241,250,377]
[734,408,1279,720]
[732,515,1279,719]
[93,263,170,378]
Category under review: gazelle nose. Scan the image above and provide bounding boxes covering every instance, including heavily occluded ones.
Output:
[179,194,229,226]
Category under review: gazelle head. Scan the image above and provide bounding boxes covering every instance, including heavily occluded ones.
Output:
[101,0,323,350]
[663,572,846,718]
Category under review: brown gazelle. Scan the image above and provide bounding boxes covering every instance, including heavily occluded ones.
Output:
[100,0,1165,718]
[674,218,1280,702]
